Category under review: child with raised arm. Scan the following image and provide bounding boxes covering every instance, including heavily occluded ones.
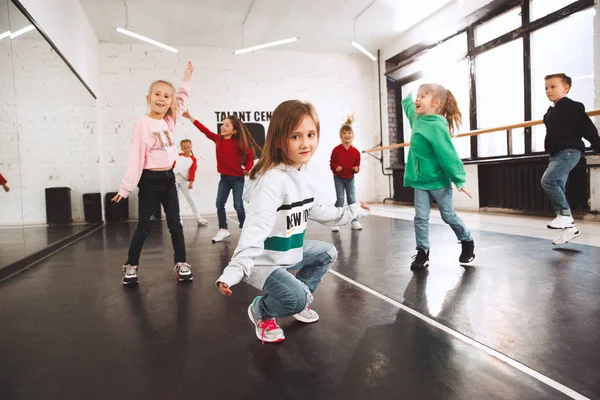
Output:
[182,111,260,243]
[402,83,474,271]
[112,62,195,285]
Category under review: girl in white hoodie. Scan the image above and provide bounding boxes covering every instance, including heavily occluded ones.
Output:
[216,100,370,343]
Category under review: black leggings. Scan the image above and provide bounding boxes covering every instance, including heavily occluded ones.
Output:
[126,169,186,266]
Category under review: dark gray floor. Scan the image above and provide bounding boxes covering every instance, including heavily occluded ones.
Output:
[0,224,90,268]
[0,215,598,399]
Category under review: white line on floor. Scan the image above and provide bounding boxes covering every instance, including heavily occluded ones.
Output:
[327,268,590,400]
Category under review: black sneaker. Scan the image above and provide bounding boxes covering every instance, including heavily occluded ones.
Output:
[411,248,430,271]
[459,240,475,264]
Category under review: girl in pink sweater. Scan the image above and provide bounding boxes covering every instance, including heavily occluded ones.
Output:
[112,62,195,285]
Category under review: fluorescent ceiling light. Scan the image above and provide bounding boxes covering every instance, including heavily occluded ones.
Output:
[351,41,377,61]
[116,27,178,53]
[10,25,35,39]
[234,37,298,55]
[0,30,10,40]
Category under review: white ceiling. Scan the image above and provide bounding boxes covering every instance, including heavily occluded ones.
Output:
[79,0,455,54]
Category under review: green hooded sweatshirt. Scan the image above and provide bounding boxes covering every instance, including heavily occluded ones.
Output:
[402,95,466,190]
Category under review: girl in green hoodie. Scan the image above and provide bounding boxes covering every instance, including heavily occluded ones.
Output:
[402,83,475,271]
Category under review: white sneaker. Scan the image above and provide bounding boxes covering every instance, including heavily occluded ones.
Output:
[248,297,285,343]
[331,226,340,232]
[212,229,230,243]
[552,227,581,245]
[547,215,574,229]
[351,221,363,230]
[293,307,319,323]
[121,264,138,285]
[197,217,208,226]
[174,262,193,281]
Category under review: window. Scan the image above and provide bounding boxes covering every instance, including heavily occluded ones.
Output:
[399,33,471,160]
[531,8,594,152]
[474,7,522,46]
[421,60,471,158]
[476,39,525,157]
[401,79,425,163]
[530,0,580,21]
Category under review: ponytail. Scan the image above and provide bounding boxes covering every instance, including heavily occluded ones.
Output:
[339,114,355,136]
[419,83,463,136]
[442,89,462,136]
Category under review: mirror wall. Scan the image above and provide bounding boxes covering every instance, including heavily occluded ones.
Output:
[0,0,100,270]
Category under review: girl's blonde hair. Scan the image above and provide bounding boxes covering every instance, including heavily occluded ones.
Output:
[148,80,178,122]
[249,100,320,180]
[225,115,261,162]
[420,83,462,135]
[340,114,354,136]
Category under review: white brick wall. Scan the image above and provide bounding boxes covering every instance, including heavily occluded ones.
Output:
[6,39,99,225]
[101,43,381,219]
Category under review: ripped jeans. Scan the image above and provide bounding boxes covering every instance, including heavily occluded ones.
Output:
[254,240,338,319]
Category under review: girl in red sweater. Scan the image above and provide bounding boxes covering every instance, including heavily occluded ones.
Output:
[183,110,261,243]
[330,115,362,232]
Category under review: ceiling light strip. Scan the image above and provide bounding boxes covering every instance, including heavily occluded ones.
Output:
[234,37,298,55]
[116,27,178,53]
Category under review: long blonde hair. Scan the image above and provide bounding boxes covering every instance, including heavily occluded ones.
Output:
[249,100,320,180]
[148,80,177,122]
[420,83,462,136]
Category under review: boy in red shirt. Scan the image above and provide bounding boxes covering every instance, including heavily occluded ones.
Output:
[330,115,362,231]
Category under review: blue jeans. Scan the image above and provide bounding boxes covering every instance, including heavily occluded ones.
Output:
[541,149,581,216]
[255,240,338,319]
[414,187,472,250]
[334,176,356,207]
[216,175,245,229]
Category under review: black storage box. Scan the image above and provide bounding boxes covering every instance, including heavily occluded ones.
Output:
[83,193,102,223]
[45,187,72,225]
[105,192,128,222]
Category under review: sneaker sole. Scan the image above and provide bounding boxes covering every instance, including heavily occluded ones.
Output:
[410,261,429,271]
[552,231,581,245]
[176,273,193,282]
[292,314,319,323]
[122,277,138,285]
[459,255,475,265]
[212,235,231,243]
[247,304,285,343]
[547,223,574,229]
